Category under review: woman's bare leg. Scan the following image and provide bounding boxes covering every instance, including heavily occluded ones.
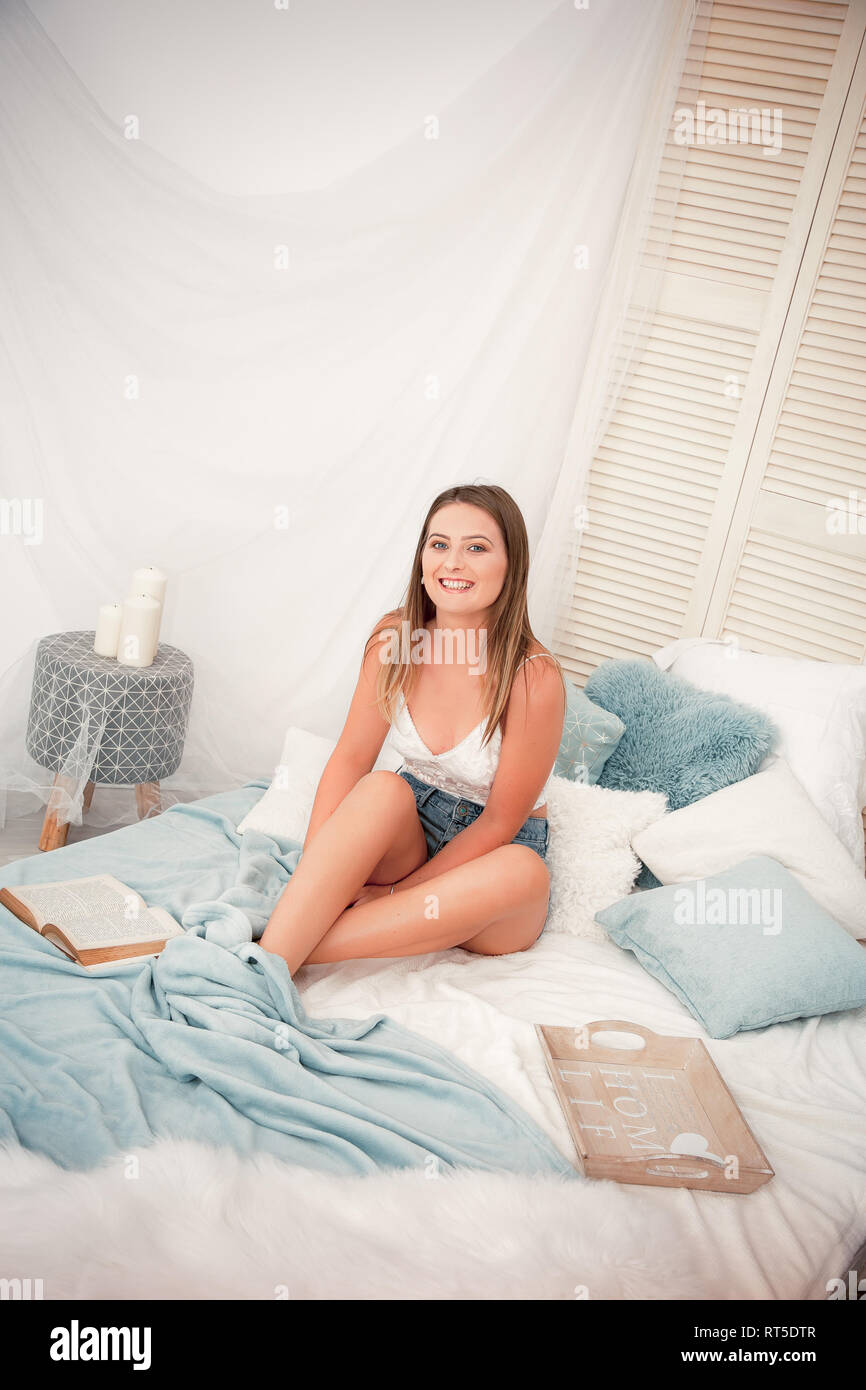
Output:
[302,843,550,965]
[259,771,427,971]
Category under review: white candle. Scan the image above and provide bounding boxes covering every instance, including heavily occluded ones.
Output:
[131,566,167,605]
[93,603,123,658]
[130,566,166,647]
[117,595,161,668]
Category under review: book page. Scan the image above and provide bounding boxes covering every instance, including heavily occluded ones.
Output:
[10,875,183,950]
[85,951,162,972]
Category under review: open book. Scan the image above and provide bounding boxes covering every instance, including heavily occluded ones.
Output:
[0,873,184,967]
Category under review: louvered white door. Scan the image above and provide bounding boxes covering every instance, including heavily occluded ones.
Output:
[702,87,866,662]
[555,0,866,685]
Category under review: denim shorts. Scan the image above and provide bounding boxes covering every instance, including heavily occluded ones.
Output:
[397,768,549,862]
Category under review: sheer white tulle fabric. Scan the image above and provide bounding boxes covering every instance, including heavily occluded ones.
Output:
[0,0,695,832]
[528,0,711,649]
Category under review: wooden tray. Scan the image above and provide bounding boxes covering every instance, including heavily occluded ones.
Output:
[535,1019,774,1194]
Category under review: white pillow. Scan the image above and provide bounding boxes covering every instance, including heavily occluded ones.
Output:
[653,637,866,869]
[237,727,402,844]
[544,777,668,942]
[632,758,866,940]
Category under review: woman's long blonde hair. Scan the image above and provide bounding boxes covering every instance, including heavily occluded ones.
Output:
[366,483,566,747]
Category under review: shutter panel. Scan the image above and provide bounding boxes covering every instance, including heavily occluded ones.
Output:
[565,309,754,672]
[554,0,863,685]
[709,89,866,662]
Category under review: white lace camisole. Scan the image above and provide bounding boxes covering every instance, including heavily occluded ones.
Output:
[385,653,555,810]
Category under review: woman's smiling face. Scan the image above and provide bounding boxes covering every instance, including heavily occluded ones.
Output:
[421,501,508,619]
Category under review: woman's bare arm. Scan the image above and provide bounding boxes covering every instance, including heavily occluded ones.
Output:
[303,617,396,849]
[481,653,565,838]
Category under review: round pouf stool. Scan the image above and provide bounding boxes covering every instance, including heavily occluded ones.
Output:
[25,630,195,850]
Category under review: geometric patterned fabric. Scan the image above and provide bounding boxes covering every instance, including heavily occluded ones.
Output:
[25,631,194,785]
[552,681,625,784]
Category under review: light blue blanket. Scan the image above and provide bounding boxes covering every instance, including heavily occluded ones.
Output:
[0,785,576,1179]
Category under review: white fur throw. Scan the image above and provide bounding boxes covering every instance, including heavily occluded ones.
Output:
[544,777,668,941]
[0,1138,706,1301]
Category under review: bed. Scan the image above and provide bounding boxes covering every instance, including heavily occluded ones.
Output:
[1,774,864,1301]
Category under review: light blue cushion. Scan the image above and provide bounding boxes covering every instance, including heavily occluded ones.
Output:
[554,683,624,784]
[595,856,866,1039]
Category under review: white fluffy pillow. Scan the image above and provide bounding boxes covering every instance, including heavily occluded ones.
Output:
[632,758,866,939]
[653,637,866,869]
[237,727,402,844]
[544,777,668,942]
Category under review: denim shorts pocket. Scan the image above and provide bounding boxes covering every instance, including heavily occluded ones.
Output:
[510,817,549,861]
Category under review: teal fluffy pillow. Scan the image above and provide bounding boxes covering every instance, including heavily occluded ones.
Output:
[585,658,777,806]
[554,684,624,784]
[584,658,778,887]
[595,856,866,1039]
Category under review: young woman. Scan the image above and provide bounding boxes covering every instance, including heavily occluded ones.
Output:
[259,483,567,974]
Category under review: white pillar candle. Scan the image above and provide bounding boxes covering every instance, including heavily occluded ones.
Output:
[117,594,161,668]
[131,566,167,606]
[130,566,166,647]
[93,603,123,658]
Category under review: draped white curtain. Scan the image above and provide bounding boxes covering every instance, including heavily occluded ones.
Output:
[0,0,690,829]
[528,0,710,648]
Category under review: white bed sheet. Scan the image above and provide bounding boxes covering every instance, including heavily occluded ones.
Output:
[298,931,866,1300]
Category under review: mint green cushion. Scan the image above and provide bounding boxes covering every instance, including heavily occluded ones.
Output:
[595,856,866,1039]
[554,684,624,784]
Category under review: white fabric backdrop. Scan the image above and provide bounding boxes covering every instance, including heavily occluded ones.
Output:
[0,0,686,828]
[529,0,710,650]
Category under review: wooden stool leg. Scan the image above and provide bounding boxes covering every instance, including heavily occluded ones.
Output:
[39,774,72,852]
[82,780,95,812]
[135,782,161,820]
